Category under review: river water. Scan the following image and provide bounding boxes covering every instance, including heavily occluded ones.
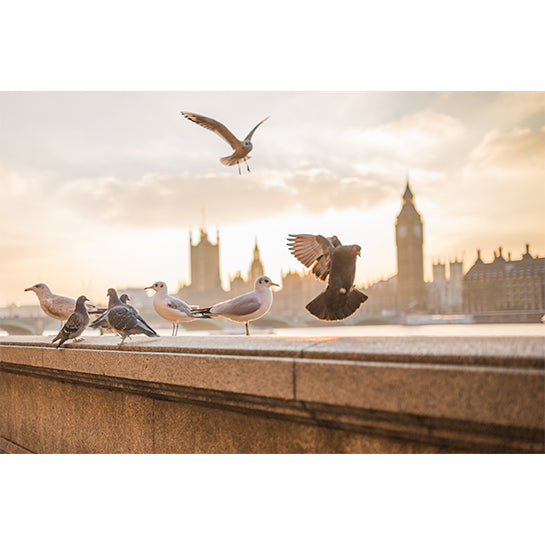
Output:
[23,322,544,338]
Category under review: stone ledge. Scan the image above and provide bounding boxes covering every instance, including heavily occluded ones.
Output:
[1,335,544,453]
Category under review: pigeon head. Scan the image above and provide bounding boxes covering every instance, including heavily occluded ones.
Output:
[255,275,279,290]
[24,282,50,295]
[120,294,130,304]
[145,281,167,292]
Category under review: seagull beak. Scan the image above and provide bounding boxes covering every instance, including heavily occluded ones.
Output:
[271,282,280,287]
[144,286,153,290]
[24,287,31,292]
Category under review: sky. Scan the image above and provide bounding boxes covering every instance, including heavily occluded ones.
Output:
[1,91,544,306]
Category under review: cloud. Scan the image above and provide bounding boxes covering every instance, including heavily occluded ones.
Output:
[56,168,394,228]
[468,125,545,173]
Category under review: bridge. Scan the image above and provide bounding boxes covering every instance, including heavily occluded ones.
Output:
[0,317,46,335]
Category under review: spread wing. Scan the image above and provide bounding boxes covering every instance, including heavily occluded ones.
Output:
[181,111,241,150]
[287,234,339,281]
[244,116,270,141]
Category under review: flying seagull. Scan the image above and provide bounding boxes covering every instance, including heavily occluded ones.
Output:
[145,281,209,336]
[195,275,279,336]
[181,111,269,174]
[51,295,90,348]
[103,288,159,345]
[287,234,368,321]
[24,283,97,326]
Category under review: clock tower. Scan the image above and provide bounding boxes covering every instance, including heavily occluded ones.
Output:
[395,177,426,311]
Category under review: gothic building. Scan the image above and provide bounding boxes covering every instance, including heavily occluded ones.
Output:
[248,239,265,285]
[395,179,427,311]
[463,244,545,315]
[189,228,223,293]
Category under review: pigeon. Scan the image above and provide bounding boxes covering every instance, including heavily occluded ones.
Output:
[181,111,269,174]
[51,295,90,349]
[145,281,209,336]
[287,234,368,321]
[89,293,131,334]
[103,288,159,345]
[25,282,98,325]
[196,275,279,336]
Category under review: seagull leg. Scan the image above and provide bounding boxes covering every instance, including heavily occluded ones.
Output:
[175,323,179,336]
[171,323,175,336]
[238,162,241,175]
[245,159,250,172]
[245,322,249,336]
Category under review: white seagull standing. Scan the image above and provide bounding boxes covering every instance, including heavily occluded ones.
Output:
[181,111,269,174]
[195,275,279,336]
[145,281,205,336]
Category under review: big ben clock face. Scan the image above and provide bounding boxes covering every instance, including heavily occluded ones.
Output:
[413,225,422,236]
[398,226,407,237]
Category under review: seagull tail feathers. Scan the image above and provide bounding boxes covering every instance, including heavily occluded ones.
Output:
[220,153,246,166]
[193,307,214,318]
[305,287,368,321]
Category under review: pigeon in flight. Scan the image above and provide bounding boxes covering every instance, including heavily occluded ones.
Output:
[51,295,90,349]
[103,288,159,345]
[145,281,209,336]
[25,282,97,326]
[181,111,269,174]
[287,234,368,321]
[195,275,279,336]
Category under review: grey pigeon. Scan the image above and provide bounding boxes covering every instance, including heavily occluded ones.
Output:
[181,111,269,174]
[196,275,279,336]
[287,234,368,321]
[51,295,90,348]
[90,293,131,334]
[105,288,159,345]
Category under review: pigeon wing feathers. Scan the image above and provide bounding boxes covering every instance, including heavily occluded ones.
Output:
[182,112,241,149]
[287,234,337,280]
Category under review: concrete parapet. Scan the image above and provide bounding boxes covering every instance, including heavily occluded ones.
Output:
[1,335,543,453]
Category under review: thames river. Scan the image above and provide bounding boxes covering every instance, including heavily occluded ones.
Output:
[22,322,543,338]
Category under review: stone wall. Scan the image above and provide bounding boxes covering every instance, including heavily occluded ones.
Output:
[1,336,543,453]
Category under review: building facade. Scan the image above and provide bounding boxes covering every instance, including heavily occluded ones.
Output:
[463,244,545,315]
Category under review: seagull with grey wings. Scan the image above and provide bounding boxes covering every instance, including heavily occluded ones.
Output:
[181,111,269,174]
[145,281,210,336]
[25,282,98,326]
[51,295,90,349]
[287,234,368,321]
[195,275,279,336]
[99,288,159,345]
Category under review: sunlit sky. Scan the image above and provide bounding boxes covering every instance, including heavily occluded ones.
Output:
[1,91,544,306]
